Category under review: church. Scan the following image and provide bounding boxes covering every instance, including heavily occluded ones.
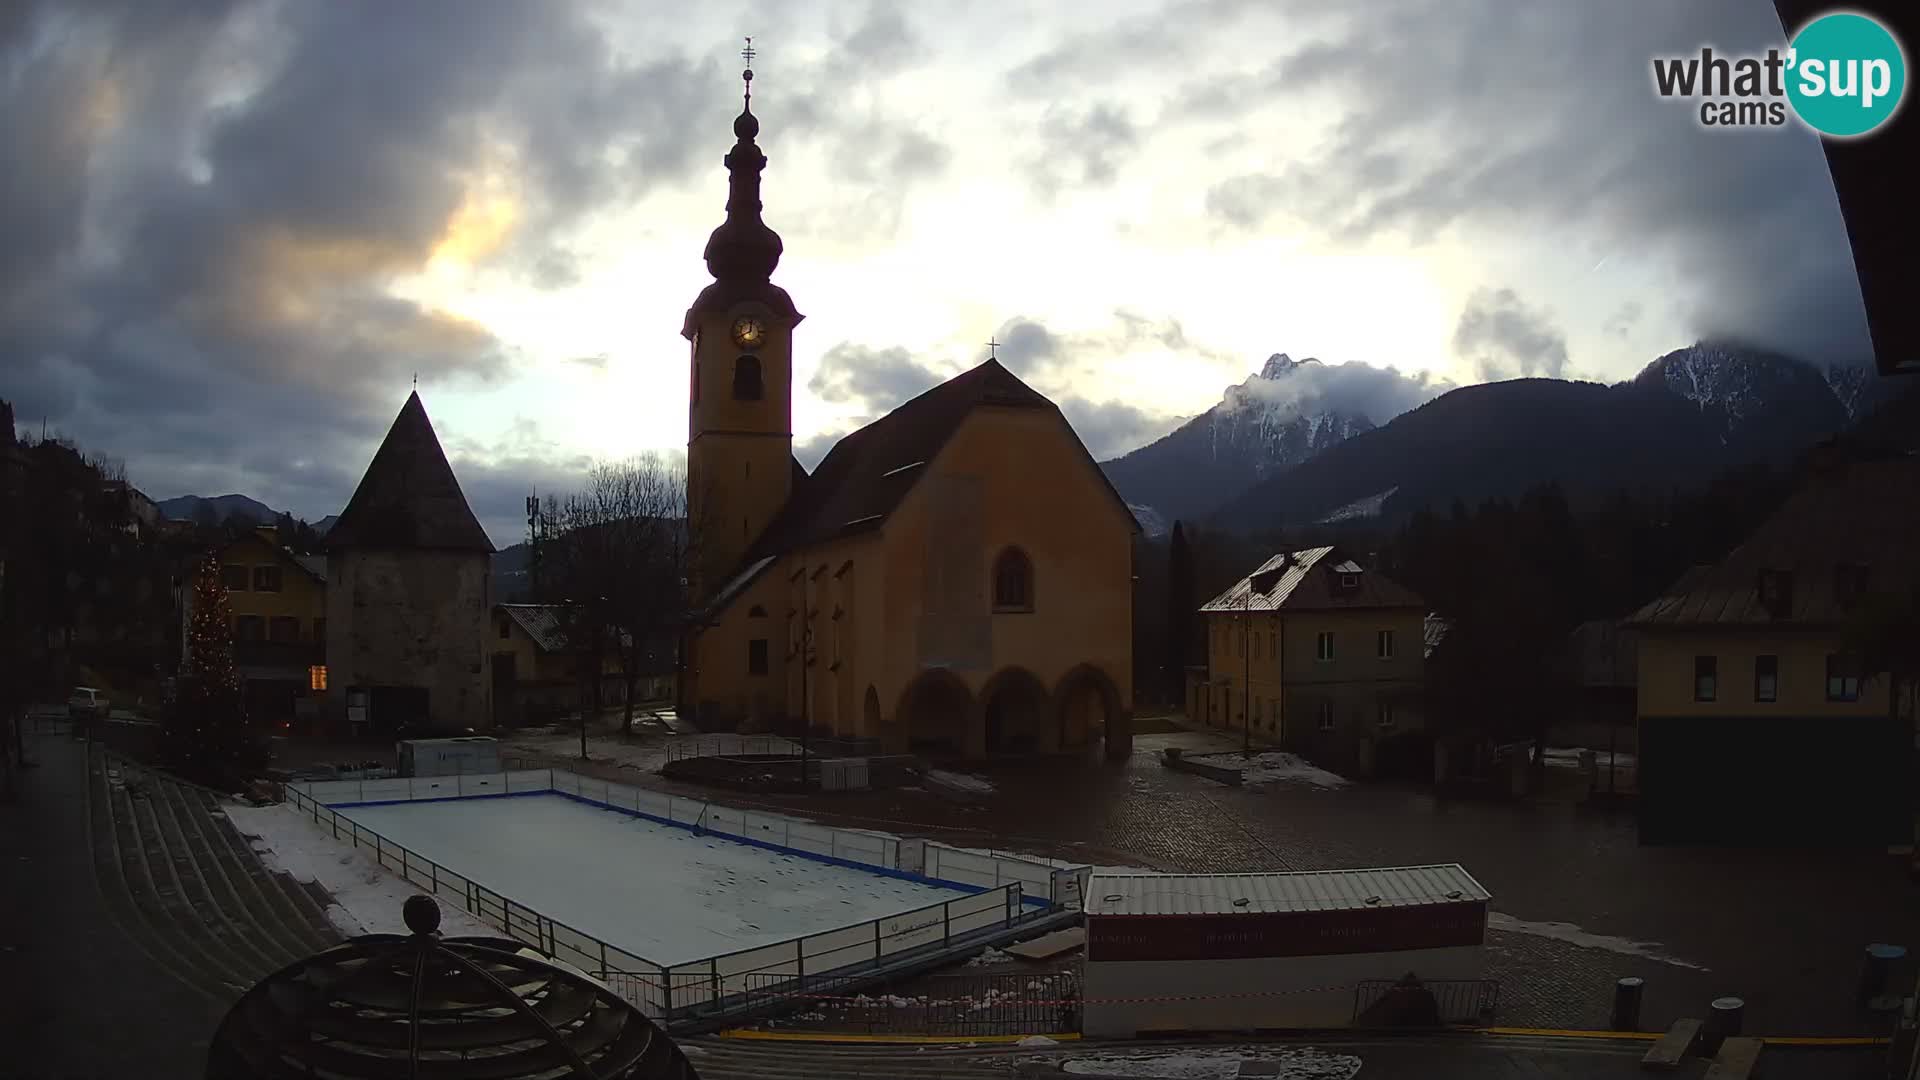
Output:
[680,60,1137,760]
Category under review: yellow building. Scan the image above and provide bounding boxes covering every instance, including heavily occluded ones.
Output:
[679,73,1136,760]
[202,526,328,726]
[1194,547,1427,774]
[1629,456,1919,847]
[491,604,672,726]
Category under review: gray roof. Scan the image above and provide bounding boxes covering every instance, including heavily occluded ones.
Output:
[498,604,569,653]
[1630,457,1920,629]
[1201,546,1424,613]
[294,554,327,582]
[327,392,494,554]
[1084,864,1490,917]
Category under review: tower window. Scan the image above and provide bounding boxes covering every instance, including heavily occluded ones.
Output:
[733,354,763,400]
[992,547,1034,612]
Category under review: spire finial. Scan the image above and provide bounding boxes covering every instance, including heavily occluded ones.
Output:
[987,337,1002,361]
[741,36,755,109]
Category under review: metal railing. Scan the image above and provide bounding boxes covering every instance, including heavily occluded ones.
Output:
[1352,977,1500,1026]
[282,765,1065,1025]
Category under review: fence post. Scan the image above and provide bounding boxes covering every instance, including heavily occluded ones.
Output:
[401,847,407,880]
[874,918,882,967]
[432,861,438,894]
[710,959,720,1010]
[944,901,951,948]
[663,966,674,1015]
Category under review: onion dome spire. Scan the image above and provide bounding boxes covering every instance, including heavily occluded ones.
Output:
[703,36,782,284]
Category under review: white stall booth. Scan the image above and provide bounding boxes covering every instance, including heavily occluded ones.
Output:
[1082,863,1491,1036]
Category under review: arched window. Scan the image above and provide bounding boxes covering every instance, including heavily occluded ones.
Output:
[992,548,1033,612]
[732,354,763,400]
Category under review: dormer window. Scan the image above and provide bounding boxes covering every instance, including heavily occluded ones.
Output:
[1339,573,1359,590]
[732,354,763,400]
[1756,569,1795,619]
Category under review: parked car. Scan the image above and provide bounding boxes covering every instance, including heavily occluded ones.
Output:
[67,687,110,722]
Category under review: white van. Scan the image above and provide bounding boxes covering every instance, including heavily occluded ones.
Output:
[396,737,500,778]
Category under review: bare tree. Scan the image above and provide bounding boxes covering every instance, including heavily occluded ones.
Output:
[541,455,694,757]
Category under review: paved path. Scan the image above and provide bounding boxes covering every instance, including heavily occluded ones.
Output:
[0,734,227,1078]
[1,728,348,1079]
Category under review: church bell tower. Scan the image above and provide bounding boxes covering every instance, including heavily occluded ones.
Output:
[684,39,803,603]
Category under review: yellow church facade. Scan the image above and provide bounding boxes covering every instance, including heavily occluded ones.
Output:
[678,66,1135,760]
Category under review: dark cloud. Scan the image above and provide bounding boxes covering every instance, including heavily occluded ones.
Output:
[993,310,1241,395]
[1055,396,1183,461]
[1453,288,1569,381]
[1022,104,1140,199]
[808,343,946,410]
[0,1,856,525]
[1200,0,1871,366]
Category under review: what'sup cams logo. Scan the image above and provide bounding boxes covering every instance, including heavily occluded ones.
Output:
[1652,10,1907,138]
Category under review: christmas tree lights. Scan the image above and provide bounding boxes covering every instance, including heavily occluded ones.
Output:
[161,552,264,787]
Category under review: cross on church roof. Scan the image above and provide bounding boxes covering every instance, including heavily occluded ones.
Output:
[988,337,1001,360]
[741,36,755,103]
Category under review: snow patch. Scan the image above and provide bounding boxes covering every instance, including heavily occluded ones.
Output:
[1315,486,1399,524]
[223,803,495,939]
[1488,912,1709,971]
[1537,746,1638,772]
[925,769,996,794]
[1060,1047,1362,1079]
[965,946,1018,968]
[1128,503,1170,538]
[1018,1035,1061,1048]
[1191,751,1350,789]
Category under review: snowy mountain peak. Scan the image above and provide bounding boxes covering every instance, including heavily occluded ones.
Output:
[1632,339,1848,449]
[1260,352,1321,379]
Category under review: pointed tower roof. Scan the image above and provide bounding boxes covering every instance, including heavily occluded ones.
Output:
[683,40,802,339]
[326,392,494,553]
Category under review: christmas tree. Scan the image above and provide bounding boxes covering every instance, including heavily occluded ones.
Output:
[162,553,264,788]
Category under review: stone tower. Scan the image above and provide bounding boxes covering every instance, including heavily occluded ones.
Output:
[324,392,495,733]
[682,55,803,604]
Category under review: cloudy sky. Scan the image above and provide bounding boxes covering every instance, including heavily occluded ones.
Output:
[0,0,1873,546]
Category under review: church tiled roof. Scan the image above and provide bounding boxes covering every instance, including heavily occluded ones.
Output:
[742,358,1137,563]
[326,392,494,554]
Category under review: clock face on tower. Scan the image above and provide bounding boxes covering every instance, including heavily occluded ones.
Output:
[730,316,765,350]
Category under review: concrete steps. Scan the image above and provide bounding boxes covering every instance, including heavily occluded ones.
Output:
[86,751,345,1004]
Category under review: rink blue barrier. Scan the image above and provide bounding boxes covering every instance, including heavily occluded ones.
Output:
[305,770,1055,909]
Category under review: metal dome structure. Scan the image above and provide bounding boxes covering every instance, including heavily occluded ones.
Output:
[207,895,698,1079]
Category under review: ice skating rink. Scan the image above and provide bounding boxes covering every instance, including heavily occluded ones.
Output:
[338,793,975,965]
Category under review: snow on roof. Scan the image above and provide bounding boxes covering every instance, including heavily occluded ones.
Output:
[1084,864,1489,917]
[1200,547,1423,613]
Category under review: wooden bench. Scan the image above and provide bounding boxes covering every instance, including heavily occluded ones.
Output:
[1704,1036,1763,1080]
[1641,1018,1702,1070]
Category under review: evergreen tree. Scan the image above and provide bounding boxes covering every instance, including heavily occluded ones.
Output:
[162,553,264,788]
